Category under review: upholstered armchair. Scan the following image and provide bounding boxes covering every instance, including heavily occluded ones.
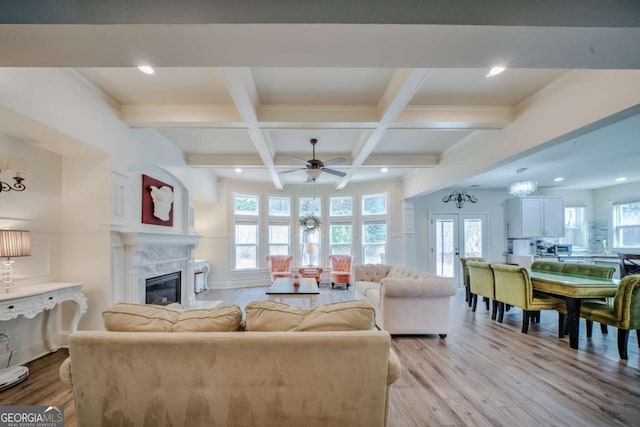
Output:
[267,255,293,282]
[460,257,485,307]
[467,261,497,319]
[329,255,355,289]
[579,275,640,359]
[491,264,565,334]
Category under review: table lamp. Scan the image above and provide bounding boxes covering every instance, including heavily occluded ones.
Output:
[304,242,317,266]
[0,230,31,293]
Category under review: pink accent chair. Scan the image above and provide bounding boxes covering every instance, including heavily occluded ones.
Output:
[329,255,355,289]
[267,255,293,282]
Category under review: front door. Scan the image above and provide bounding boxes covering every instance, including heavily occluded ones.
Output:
[430,213,487,286]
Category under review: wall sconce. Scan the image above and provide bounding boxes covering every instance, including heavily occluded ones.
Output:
[0,157,27,193]
[0,230,31,293]
[442,191,478,209]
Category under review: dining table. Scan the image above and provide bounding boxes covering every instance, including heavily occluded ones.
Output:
[529,270,619,350]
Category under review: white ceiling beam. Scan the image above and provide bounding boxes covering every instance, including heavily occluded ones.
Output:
[221,67,283,190]
[363,154,439,167]
[121,103,512,129]
[337,68,432,190]
[394,105,514,129]
[121,105,243,128]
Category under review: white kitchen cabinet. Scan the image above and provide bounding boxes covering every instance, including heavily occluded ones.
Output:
[506,197,564,238]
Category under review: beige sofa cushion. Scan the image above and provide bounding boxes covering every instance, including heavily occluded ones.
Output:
[245,300,375,331]
[295,300,375,331]
[102,303,242,332]
[244,300,307,331]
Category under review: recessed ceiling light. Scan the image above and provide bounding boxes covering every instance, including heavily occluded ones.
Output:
[380,167,388,173]
[486,66,506,77]
[615,177,627,182]
[234,168,242,173]
[554,177,565,182]
[138,65,154,75]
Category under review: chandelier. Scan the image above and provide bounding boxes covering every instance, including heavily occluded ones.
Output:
[509,168,537,197]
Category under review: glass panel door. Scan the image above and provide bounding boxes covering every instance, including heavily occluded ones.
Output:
[430,213,487,286]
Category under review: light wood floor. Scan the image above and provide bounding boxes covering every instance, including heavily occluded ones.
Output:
[1,285,639,426]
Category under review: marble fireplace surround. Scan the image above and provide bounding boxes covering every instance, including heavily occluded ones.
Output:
[112,231,200,307]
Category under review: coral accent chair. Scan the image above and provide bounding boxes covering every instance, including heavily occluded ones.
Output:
[267,255,293,282]
[329,255,355,289]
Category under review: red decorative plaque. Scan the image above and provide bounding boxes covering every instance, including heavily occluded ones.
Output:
[142,174,174,226]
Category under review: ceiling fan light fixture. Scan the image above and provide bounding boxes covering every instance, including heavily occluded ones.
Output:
[306,169,322,181]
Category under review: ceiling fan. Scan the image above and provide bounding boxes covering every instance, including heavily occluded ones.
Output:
[280,138,346,181]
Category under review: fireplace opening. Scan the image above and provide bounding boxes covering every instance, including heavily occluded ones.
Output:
[146,272,181,305]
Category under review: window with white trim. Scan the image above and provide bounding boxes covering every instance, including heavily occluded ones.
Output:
[268,223,290,255]
[234,194,259,216]
[234,220,258,270]
[330,196,353,217]
[560,206,587,249]
[268,196,291,217]
[299,197,321,217]
[613,201,640,248]
[330,223,353,255]
[362,221,387,264]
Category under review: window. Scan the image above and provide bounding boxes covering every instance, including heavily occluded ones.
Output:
[268,223,290,255]
[300,229,321,266]
[234,194,259,216]
[330,224,353,255]
[234,221,258,270]
[613,201,640,248]
[268,196,290,217]
[363,221,387,264]
[561,207,587,248]
[362,193,387,215]
[330,196,353,217]
[299,197,321,217]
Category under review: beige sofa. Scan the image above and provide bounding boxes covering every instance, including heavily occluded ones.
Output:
[60,302,401,427]
[354,264,457,335]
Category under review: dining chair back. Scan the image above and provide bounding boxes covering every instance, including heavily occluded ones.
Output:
[579,274,640,359]
[618,253,640,278]
[467,261,497,319]
[491,263,565,334]
[460,257,485,306]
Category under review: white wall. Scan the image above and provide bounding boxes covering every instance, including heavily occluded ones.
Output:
[0,69,217,365]
[0,134,64,364]
[194,177,405,288]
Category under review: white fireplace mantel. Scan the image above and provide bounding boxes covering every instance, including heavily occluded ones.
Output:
[112,231,201,307]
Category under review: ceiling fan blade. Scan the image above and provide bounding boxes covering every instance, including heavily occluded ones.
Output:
[322,157,346,166]
[321,168,346,177]
[279,168,305,174]
[291,157,312,166]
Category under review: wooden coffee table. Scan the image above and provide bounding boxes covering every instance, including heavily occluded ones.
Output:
[266,277,320,307]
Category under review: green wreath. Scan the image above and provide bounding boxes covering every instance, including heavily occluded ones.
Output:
[299,214,321,233]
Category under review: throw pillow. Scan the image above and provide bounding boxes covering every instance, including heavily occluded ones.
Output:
[102,303,243,332]
[295,300,375,331]
[244,300,307,331]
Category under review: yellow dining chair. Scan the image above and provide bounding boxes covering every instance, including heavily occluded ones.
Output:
[467,261,497,320]
[491,263,565,334]
[460,257,485,307]
[579,275,640,359]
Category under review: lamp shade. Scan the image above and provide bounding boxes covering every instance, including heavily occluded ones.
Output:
[0,230,31,258]
[304,242,317,254]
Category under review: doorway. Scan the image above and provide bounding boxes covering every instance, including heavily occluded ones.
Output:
[429,213,487,286]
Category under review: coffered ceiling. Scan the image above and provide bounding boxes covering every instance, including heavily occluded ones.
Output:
[2,1,640,194]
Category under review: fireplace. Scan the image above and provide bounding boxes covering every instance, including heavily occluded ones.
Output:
[146,272,181,305]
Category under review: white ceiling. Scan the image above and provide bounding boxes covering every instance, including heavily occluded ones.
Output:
[2,2,640,194]
[73,65,640,192]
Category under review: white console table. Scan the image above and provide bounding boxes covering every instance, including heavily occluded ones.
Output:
[0,282,87,350]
